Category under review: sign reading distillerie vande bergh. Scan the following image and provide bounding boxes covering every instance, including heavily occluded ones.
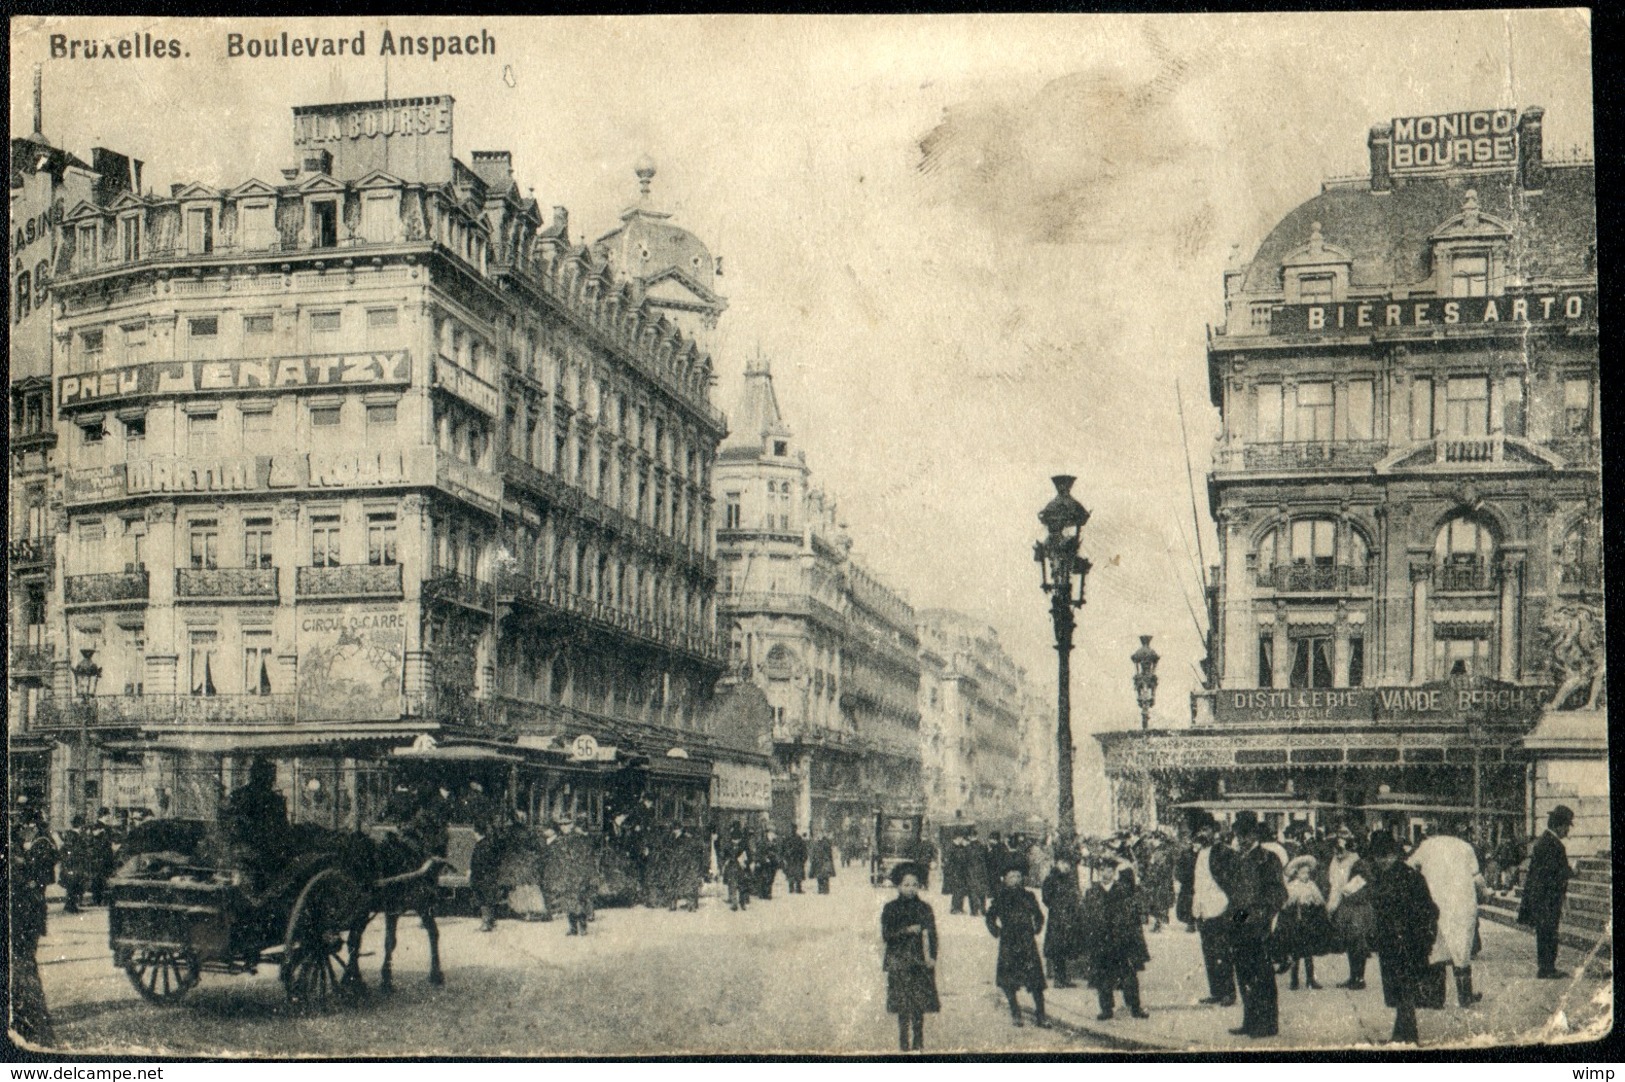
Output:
[1272,291,1596,335]
[1216,679,1549,725]
[57,352,412,409]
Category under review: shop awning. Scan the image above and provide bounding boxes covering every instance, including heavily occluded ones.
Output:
[1174,798,1348,812]
[1359,801,1520,817]
[108,727,425,755]
[392,744,524,763]
[640,753,714,782]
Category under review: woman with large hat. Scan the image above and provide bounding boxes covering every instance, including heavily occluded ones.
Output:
[1326,824,1377,990]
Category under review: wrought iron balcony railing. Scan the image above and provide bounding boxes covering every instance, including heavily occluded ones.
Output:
[10,642,55,676]
[1434,436,1504,464]
[175,566,279,601]
[1254,562,1374,593]
[64,569,149,606]
[499,568,727,662]
[1241,440,1389,471]
[1433,560,1499,593]
[296,563,405,599]
[1558,563,1603,591]
[425,566,495,611]
[9,536,55,570]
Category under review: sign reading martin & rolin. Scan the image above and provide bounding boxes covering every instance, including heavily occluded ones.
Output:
[1216,679,1549,726]
[1272,292,1596,336]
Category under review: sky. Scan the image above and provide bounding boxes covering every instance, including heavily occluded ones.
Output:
[11,12,1594,831]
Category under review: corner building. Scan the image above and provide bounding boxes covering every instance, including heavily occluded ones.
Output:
[1100,107,1600,849]
[40,96,748,830]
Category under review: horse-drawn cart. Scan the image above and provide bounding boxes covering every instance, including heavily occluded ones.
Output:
[107,818,367,1008]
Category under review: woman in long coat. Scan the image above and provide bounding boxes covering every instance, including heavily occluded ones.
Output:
[808,833,837,894]
[1326,826,1377,989]
[986,868,1048,1027]
[1088,862,1152,1019]
[1142,838,1177,933]
[1040,853,1086,986]
[881,861,939,1052]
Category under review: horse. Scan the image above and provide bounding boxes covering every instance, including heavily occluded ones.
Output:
[340,827,448,994]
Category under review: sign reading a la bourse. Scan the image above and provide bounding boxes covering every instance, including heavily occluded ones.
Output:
[1390,109,1517,173]
[291,97,454,184]
[1272,292,1597,336]
[1216,678,1549,726]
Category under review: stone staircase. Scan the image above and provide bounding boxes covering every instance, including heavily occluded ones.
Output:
[1480,852,1612,975]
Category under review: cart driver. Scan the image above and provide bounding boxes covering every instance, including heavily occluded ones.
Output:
[223,757,290,888]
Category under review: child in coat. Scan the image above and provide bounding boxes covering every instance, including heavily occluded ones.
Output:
[881,861,940,1052]
[1275,854,1334,990]
[986,868,1049,1027]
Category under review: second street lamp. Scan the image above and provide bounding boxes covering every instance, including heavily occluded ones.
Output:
[1132,634,1160,730]
[1034,475,1092,846]
[71,647,102,822]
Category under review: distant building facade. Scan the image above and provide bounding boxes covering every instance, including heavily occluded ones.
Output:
[1100,107,1601,851]
[714,358,924,837]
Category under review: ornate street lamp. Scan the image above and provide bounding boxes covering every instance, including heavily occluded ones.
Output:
[71,647,102,820]
[1034,475,1092,844]
[1132,634,1160,730]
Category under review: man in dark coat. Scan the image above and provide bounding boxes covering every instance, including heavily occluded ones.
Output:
[1368,829,1439,1044]
[58,815,91,914]
[223,757,291,892]
[1089,862,1152,1020]
[756,828,782,899]
[1040,851,1086,987]
[10,802,58,1045]
[986,868,1048,1027]
[87,808,121,906]
[808,832,837,894]
[781,829,809,894]
[1215,811,1286,1038]
[1190,822,1237,1005]
[1174,833,1199,932]
[469,820,506,932]
[1518,805,1576,978]
[543,816,599,935]
[961,829,991,915]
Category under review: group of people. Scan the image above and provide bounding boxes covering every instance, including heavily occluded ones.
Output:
[717,824,838,909]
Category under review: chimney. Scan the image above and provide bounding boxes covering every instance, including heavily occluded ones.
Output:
[32,64,44,138]
[469,150,513,190]
[1518,107,1546,191]
[92,148,138,203]
[1368,122,1393,192]
[301,149,333,176]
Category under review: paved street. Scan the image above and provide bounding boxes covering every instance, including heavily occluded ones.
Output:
[34,868,1609,1056]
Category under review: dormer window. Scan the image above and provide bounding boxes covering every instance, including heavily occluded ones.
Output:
[361,192,397,244]
[76,222,100,270]
[185,208,214,255]
[1298,274,1334,304]
[240,200,275,250]
[1450,252,1490,297]
[311,200,339,248]
[774,440,788,457]
[119,214,141,263]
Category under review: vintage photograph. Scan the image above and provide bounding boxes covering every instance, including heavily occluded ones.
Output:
[7,11,1608,1057]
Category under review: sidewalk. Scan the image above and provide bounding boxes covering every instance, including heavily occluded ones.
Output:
[1031,915,1613,1052]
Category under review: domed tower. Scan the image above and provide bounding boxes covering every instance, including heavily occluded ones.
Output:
[593,156,728,352]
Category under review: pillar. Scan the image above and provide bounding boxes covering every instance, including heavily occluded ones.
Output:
[1272,603,1290,688]
[1410,555,1432,683]
[797,750,813,834]
[1499,550,1524,680]
[1334,601,1352,687]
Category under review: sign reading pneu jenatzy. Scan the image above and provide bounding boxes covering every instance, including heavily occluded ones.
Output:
[291,97,454,184]
[1272,292,1596,335]
[58,352,411,408]
[1390,109,1517,172]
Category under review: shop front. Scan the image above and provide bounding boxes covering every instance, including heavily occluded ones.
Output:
[711,756,773,836]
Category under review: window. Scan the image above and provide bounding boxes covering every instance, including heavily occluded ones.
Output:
[242,409,272,440]
[1347,380,1374,440]
[310,404,341,428]
[310,310,341,334]
[82,329,105,358]
[123,321,148,361]
[187,412,218,455]
[311,515,341,568]
[244,313,274,336]
[1434,632,1490,679]
[1348,637,1365,688]
[1409,378,1434,441]
[1504,374,1526,436]
[76,223,99,269]
[1559,517,1601,589]
[244,517,274,569]
[240,201,275,250]
[366,403,397,427]
[774,440,788,456]
[367,512,398,566]
[725,493,742,530]
[123,415,145,454]
[366,308,398,344]
[1249,303,1273,332]
[14,270,31,321]
[123,517,146,569]
[188,630,219,696]
[1289,635,1335,689]
[1289,519,1336,566]
[120,215,141,262]
[1294,381,1334,441]
[188,520,219,569]
[188,316,218,358]
[1256,383,1282,442]
[81,418,106,444]
[361,194,396,243]
[1450,253,1489,297]
[185,208,214,255]
[1563,378,1593,436]
[1444,377,1489,438]
[1435,515,1495,590]
[311,201,339,248]
[1298,274,1334,303]
[243,631,274,696]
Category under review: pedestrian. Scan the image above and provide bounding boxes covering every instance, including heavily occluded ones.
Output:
[10,801,58,1046]
[1174,830,1199,933]
[1142,834,1176,933]
[88,808,120,906]
[1518,805,1576,979]
[1326,825,1376,989]
[881,861,940,1053]
[808,832,837,895]
[58,814,91,914]
[942,832,968,911]
[723,835,754,911]
[543,815,599,936]
[1367,829,1438,1044]
[1216,810,1285,1039]
[679,825,707,911]
[1086,859,1152,1020]
[756,828,781,900]
[1040,850,1086,987]
[469,820,504,932]
[782,829,809,894]
[986,867,1049,1027]
[1189,822,1237,1006]
[500,821,548,921]
[1273,855,1333,990]
[1408,818,1486,1006]
[909,836,938,891]
[962,828,990,916]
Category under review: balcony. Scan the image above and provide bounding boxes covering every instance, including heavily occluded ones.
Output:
[1434,436,1504,464]
[39,693,298,728]
[10,642,55,680]
[1433,560,1498,593]
[64,569,149,607]
[1548,436,1601,469]
[501,454,581,510]
[425,566,495,612]
[1255,562,1373,593]
[1558,562,1603,593]
[9,536,55,573]
[296,563,404,600]
[500,569,727,664]
[1240,440,1389,471]
[175,566,279,602]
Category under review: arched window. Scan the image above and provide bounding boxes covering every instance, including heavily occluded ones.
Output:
[1256,517,1370,590]
[1434,515,1496,591]
[1559,516,1602,590]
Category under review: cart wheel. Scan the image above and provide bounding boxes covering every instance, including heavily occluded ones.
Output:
[125,947,200,1005]
[282,868,359,1009]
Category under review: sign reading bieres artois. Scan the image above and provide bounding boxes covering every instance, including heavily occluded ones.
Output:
[291,96,455,184]
[296,604,406,721]
[1272,292,1597,336]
